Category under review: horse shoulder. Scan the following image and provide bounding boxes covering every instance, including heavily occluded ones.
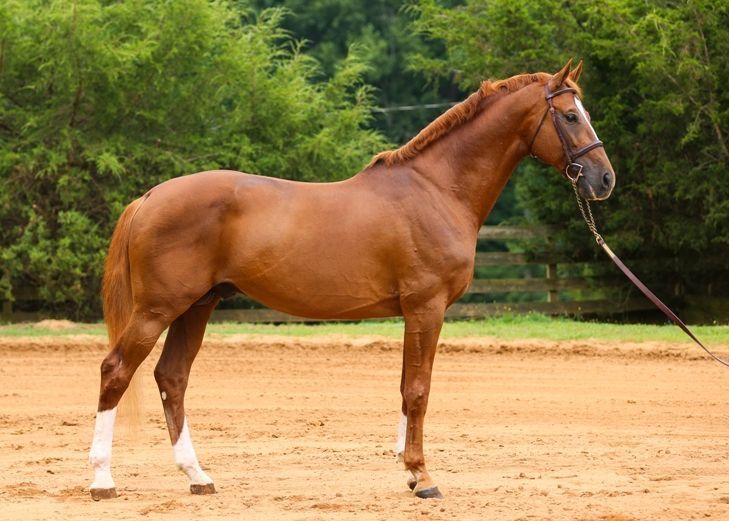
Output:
[377,169,476,303]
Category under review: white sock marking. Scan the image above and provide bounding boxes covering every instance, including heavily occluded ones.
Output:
[395,412,407,456]
[173,417,213,485]
[89,407,117,490]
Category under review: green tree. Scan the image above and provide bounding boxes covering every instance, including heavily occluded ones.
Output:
[248,0,463,143]
[0,0,387,318]
[412,0,728,304]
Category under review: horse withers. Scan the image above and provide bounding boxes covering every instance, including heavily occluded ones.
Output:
[89,60,615,500]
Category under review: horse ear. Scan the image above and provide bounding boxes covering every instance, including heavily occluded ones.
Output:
[548,59,573,91]
[569,60,583,83]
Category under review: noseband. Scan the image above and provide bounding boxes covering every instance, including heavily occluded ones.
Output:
[528,85,604,183]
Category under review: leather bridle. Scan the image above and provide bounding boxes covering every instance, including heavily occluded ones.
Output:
[528,85,604,184]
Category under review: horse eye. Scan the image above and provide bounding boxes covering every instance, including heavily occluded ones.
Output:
[565,113,578,123]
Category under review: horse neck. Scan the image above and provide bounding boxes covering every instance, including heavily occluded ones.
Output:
[412,84,540,228]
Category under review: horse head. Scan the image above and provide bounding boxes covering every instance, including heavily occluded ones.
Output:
[529,60,616,201]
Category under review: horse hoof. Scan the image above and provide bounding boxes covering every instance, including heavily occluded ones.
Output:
[407,477,417,491]
[190,483,216,495]
[90,487,117,501]
[415,486,443,499]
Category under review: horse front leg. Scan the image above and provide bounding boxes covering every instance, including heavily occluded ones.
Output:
[400,303,445,499]
[396,363,416,491]
[396,403,419,493]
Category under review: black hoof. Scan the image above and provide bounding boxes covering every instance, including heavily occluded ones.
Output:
[90,487,117,501]
[415,486,443,499]
[190,483,216,495]
[407,477,417,491]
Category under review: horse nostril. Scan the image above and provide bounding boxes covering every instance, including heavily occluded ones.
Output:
[602,172,612,188]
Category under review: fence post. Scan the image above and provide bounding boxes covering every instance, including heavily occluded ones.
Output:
[545,233,558,303]
[546,263,558,303]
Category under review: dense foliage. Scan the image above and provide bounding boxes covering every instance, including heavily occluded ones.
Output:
[412,0,728,299]
[0,0,387,317]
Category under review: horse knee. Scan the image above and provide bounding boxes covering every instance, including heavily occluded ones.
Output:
[403,383,429,411]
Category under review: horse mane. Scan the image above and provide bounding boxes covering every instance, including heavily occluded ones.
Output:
[367,72,581,169]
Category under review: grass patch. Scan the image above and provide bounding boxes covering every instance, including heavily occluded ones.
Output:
[0,322,107,337]
[0,314,727,344]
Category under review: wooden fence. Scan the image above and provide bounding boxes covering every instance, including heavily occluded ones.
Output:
[0,225,652,324]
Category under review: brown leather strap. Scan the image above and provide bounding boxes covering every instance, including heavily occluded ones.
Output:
[528,107,550,157]
[571,140,604,160]
[546,86,577,99]
[545,85,605,175]
[597,239,729,367]
[573,187,729,368]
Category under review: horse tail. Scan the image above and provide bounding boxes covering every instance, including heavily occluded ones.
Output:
[102,196,144,434]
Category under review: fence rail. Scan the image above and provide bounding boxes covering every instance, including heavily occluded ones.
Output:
[1,225,653,323]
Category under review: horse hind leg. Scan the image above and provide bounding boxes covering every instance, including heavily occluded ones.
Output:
[89,311,170,500]
[153,299,219,494]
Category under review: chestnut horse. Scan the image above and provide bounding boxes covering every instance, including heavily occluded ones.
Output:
[89,60,615,500]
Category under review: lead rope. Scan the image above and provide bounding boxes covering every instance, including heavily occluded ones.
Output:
[571,182,729,368]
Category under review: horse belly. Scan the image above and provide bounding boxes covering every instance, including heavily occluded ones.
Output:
[235,269,402,319]
[226,238,402,320]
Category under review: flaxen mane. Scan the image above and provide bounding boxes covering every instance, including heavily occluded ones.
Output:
[367,72,581,168]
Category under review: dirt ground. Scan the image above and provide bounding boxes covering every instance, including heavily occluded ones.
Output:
[1,333,729,521]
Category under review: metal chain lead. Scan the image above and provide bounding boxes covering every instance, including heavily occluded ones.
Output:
[572,181,603,245]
